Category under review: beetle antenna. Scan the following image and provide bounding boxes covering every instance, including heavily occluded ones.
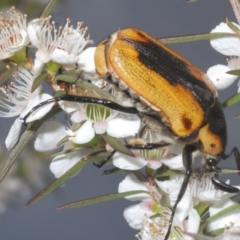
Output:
[22,94,140,124]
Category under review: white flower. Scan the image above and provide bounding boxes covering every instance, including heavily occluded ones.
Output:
[33,120,91,178]
[207,22,240,90]
[66,121,95,144]
[119,174,167,231]
[60,101,141,138]
[77,47,98,80]
[27,17,92,73]
[156,178,193,222]
[113,151,182,171]
[167,173,237,209]
[50,141,93,178]
[119,174,198,240]
[113,124,183,171]
[0,68,54,149]
[34,120,67,151]
[210,22,240,56]
[0,7,29,60]
[206,58,239,90]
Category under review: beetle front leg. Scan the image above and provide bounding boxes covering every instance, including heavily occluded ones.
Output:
[164,144,197,240]
[211,147,240,193]
[223,147,240,175]
[211,175,240,193]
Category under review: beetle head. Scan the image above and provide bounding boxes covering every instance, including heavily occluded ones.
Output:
[197,101,227,157]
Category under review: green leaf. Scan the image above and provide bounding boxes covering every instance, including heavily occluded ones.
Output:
[55,74,77,84]
[46,146,85,159]
[183,232,213,240]
[155,169,183,178]
[101,133,134,157]
[40,0,58,18]
[46,61,61,74]
[31,73,48,92]
[222,93,240,108]
[206,227,225,237]
[103,167,124,176]
[58,190,149,209]
[25,157,89,207]
[226,18,240,34]
[0,64,22,85]
[194,202,210,217]
[227,69,240,76]
[205,201,240,223]
[159,32,237,44]
[8,47,28,63]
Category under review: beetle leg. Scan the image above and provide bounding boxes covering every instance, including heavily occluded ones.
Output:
[22,94,140,124]
[94,142,170,168]
[223,147,240,175]
[164,144,197,240]
[210,147,240,193]
[211,175,240,193]
[125,142,170,150]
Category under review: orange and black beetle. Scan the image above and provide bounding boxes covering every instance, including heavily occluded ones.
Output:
[23,28,240,240]
[94,28,240,239]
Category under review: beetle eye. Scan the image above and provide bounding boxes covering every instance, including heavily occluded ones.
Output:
[206,158,218,168]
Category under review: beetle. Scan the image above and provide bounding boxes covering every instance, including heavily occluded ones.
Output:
[23,28,240,240]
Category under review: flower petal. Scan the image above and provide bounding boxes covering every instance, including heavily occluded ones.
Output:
[27,18,42,48]
[113,152,146,170]
[156,179,193,221]
[184,209,200,240]
[210,22,240,56]
[50,48,78,65]
[34,120,66,151]
[21,93,55,122]
[77,47,96,72]
[123,204,151,230]
[118,174,150,201]
[70,110,87,123]
[93,121,108,134]
[68,121,95,144]
[161,154,184,170]
[5,118,23,149]
[107,113,140,138]
[206,64,238,90]
[59,101,82,114]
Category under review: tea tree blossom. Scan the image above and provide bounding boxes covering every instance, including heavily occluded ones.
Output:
[34,105,140,177]
[0,68,54,149]
[27,17,93,74]
[207,22,240,90]
[0,7,29,61]
[119,174,199,239]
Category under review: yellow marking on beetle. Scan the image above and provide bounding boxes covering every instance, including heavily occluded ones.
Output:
[94,39,109,76]
[107,34,205,137]
[116,28,217,97]
[198,124,223,155]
